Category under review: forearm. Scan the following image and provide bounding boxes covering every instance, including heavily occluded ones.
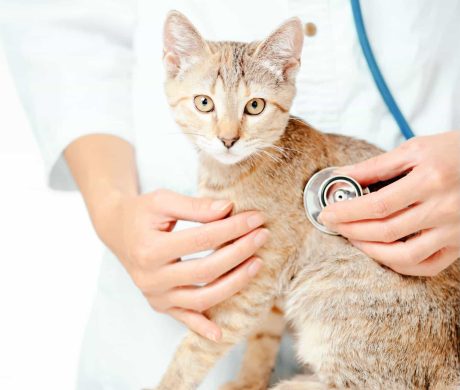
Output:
[64,134,139,246]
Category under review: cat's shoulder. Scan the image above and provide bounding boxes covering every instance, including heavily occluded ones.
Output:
[285,116,383,166]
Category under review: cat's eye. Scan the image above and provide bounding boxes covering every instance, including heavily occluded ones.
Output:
[194,95,214,113]
[244,98,265,115]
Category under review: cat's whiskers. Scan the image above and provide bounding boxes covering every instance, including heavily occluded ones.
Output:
[249,141,286,163]
[242,139,260,147]
[274,145,305,155]
[256,143,308,163]
[246,150,266,168]
[165,131,207,138]
[267,145,289,159]
[183,132,207,138]
[253,146,283,164]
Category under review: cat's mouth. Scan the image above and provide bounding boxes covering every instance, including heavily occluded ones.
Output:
[195,137,256,165]
[212,149,250,165]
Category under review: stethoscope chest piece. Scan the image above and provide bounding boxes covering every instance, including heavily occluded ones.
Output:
[303,167,369,235]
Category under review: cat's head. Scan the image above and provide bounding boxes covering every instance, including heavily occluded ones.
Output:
[163,11,304,165]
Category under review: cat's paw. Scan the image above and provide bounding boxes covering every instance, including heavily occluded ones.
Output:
[270,378,326,390]
[142,387,167,390]
[220,381,266,390]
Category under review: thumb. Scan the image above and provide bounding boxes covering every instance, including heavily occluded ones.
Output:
[337,143,415,186]
[147,189,233,223]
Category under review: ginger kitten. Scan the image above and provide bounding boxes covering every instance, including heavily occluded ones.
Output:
[154,11,460,390]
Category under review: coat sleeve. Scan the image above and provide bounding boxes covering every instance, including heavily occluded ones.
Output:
[0,0,137,190]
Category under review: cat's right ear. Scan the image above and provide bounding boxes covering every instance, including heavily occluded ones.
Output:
[163,11,209,78]
[254,17,304,82]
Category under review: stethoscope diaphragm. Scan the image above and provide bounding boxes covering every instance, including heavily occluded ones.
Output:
[303,167,369,235]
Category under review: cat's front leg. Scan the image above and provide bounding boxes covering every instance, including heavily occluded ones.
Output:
[220,304,285,390]
[153,262,280,390]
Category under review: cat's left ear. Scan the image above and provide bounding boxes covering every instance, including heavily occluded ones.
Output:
[254,18,304,81]
[163,10,209,78]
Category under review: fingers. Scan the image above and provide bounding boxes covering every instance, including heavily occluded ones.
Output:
[319,171,422,224]
[154,228,270,290]
[337,140,418,186]
[163,257,262,313]
[330,203,432,243]
[349,227,452,269]
[168,307,222,341]
[148,189,233,223]
[155,211,266,262]
[389,247,459,277]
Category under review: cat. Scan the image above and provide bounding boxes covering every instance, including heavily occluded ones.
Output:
[153,10,460,390]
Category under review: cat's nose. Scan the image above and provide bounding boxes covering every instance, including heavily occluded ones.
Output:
[218,136,240,149]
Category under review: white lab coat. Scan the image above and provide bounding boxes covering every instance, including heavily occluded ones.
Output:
[1,1,460,388]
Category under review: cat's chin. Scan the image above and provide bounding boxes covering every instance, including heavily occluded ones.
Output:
[206,151,250,166]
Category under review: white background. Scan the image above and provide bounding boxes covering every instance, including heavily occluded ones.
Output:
[0,43,103,390]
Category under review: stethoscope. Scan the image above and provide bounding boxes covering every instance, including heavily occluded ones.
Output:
[304,0,415,235]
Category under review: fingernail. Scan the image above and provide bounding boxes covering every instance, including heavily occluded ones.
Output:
[247,258,262,277]
[254,229,270,246]
[206,331,220,342]
[349,239,362,249]
[247,213,265,229]
[211,199,232,211]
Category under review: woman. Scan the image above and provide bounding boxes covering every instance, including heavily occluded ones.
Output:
[1,0,459,388]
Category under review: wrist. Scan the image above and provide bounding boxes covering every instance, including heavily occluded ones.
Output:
[89,189,136,254]
[63,134,140,254]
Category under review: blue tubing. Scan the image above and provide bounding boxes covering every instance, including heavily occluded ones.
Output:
[350,0,415,139]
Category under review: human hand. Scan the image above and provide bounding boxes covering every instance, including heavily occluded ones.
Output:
[319,131,460,276]
[98,189,268,341]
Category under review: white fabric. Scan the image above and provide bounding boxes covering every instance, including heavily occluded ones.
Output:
[1,0,460,388]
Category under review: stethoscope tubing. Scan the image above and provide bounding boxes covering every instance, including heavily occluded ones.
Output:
[350,0,415,140]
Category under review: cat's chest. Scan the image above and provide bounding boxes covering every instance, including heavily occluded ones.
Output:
[199,164,306,211]
[200,179,305,230]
